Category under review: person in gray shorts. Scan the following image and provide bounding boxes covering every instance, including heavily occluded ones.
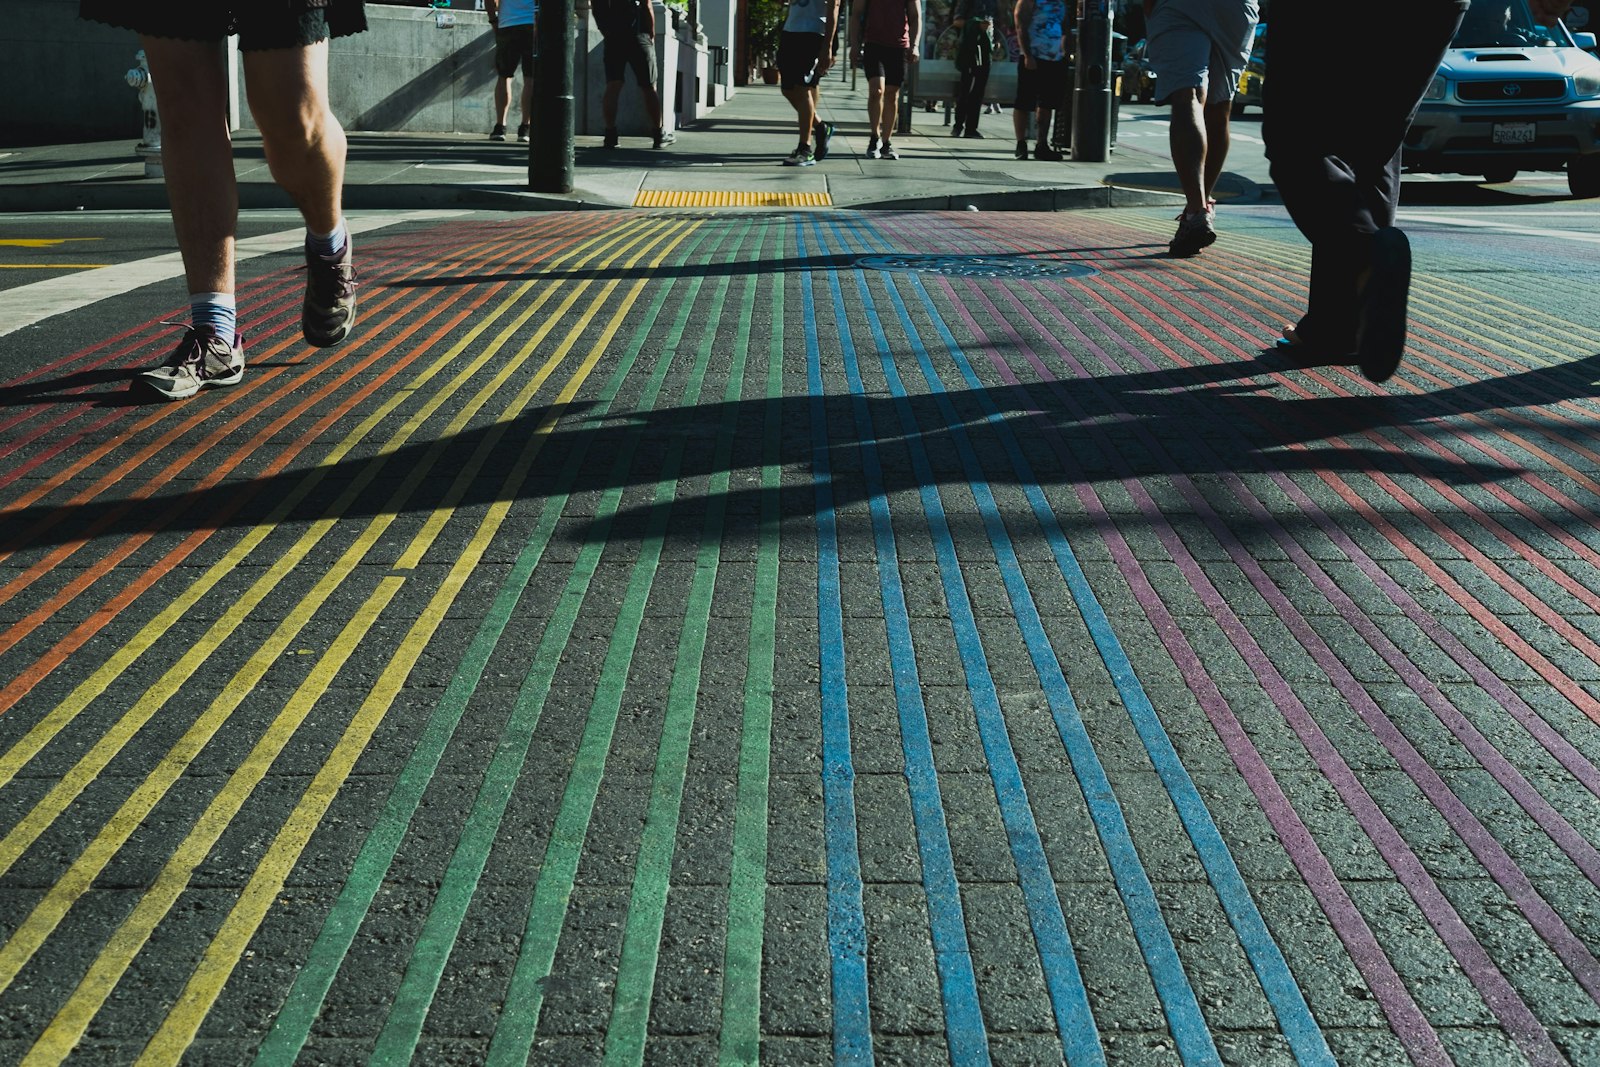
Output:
[1144,0,1259,256]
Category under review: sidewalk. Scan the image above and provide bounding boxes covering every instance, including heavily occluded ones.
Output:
[0,81,1254,213]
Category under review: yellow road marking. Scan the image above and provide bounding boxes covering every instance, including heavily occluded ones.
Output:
[7,219,696,1064]
[136,224,695,1067]
[634,190,832,208]
[0,264,109,269]
[0,239,103,247]
[0,222,674,997]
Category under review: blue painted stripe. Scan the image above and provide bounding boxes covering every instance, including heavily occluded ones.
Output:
[856,217,1336,1067]
[816,214,1111,1067]
[797,223,874,1067]
[810,226,994,1066]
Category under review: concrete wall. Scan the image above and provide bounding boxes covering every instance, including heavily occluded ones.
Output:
[2,0,732,145]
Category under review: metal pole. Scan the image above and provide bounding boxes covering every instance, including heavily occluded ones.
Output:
[1070,0,1112,161]
[531,0,576,192]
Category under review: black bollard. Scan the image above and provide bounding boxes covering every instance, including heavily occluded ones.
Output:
[530,0,575,193]
[1070,0,1113,162]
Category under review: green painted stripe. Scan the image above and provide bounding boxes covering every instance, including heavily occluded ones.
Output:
[718,223,783,1067]
[251,218,706,1067]
[365,219,729,1066]
[603,219,760,1065]
[482,227,742,1067]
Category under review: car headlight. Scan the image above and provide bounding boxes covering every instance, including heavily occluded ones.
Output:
[1423,74,1448,101]
[1576,71,1600,98]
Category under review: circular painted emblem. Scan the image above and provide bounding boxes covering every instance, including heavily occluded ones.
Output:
[856,255,1098,279]
[1503,82,1523,96]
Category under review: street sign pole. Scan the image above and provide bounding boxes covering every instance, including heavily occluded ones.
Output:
[1070,0,1113,161]
[531,0,576,193]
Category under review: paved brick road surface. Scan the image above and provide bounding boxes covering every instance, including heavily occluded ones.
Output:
[3,207,1600,1066]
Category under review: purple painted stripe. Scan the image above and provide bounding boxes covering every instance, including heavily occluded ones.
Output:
[923,273,1452,1067]
[946,258,1569,1065]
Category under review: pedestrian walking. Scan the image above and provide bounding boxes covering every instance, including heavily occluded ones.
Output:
[485,0,534,142]
[951,3,995,139]
[1012,0,1070,161]
[79,0,364,401]
[593,0,674,147]
[1264,0,1484,381]
[852,0,922,159]
[780,0,843,165]
[1143,0,1259,256]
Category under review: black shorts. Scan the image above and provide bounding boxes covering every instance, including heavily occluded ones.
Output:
[778,31,826,91]
[603,33,658,86]
[494,24,536,77]
[861,42,906,86]
[79,0,367,51]
[1015,58,1069,111]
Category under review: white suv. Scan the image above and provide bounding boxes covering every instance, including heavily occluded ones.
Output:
[1404,0,1600,197]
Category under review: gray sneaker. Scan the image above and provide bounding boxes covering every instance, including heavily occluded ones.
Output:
[1168,209,1217,257]
[136,327,244,401]
[783,144,816,167]
[303,234,358,347]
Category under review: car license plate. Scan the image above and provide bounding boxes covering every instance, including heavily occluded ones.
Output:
[1492,122,1537,145]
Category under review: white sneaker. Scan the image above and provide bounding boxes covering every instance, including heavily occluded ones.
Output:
[136,327,244,401]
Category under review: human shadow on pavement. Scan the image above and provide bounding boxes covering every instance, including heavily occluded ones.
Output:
[6,348,1599,555]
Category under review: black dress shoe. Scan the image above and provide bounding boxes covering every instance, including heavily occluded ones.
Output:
[1357,227,1412,384]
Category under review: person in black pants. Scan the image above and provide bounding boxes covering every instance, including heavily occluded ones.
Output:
[953,13,995,137]
[1263,0,1468,382]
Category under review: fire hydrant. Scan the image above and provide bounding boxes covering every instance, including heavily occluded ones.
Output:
[125,50,163,179]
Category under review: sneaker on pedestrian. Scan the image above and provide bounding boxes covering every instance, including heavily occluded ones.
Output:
[866,135,881,159]
[813,121,836,161]
[1015,139,1029,160]
[952,123,965,137]
[783,143,816,167]
[303,233,358,347]
[654,128,675,148]
[135,326,244,401]
[516,122,531,142]
[879,141,899,159]
[1034,143,1063,161]
[1168,208,1218,257]
[489,124,507,142]
[603,127,620,149]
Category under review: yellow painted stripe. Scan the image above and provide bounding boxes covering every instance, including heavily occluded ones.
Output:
[633,190,833,208]
[0,239,103,247]
[11,220,695,1065]
[0,222,674,998]
[135,223,699,1067]
[20,577,405,1067]
[0,220,662,821]
[0,264,109,269]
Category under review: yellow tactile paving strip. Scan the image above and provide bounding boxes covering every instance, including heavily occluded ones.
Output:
[632,190,832,208]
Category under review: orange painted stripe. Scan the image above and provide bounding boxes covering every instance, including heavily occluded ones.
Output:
[0,218,616,715]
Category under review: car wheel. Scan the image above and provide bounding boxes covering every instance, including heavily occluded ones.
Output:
[1569,154,1600,199]
[1482,168,1517,184]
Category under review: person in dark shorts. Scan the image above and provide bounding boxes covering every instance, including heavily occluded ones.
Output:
[486,0,535,142]
[78,0,365,401]
[592,0,673,148]
[778,0,842,165]
[852,0,922,159]
[1012,0,1069,160]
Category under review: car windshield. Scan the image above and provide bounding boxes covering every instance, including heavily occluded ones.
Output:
[1452,0,1574,47]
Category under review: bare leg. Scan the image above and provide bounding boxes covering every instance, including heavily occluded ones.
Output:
[520,76,534,127]
[640,84,664,130]
[784,85,818,143]
[242,41,345,235]
[879,84,901,140]
[603,80,624,128]
[494,75,513,127]
[1037,107,1054,145]
[139,36,236,296]
[1167,86,1209,215]
[1202,100,1231,203]
[866,78,885,135]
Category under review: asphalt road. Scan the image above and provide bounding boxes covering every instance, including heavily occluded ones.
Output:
[2,192,1600,1066]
